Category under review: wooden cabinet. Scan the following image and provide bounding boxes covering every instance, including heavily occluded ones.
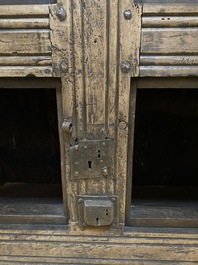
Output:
[0,0,197,264]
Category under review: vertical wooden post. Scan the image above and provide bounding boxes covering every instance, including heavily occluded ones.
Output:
[50,0,142,234]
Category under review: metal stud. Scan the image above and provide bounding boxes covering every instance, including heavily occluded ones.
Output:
[121,61,132,73]
[56,7,67,21]
[123,10,132,20]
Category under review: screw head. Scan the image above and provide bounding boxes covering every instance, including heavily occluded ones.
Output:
[121,61,132,73]
[124,10,132,20]
[56,7,67,21]
[111,197,116,202]
[84,145,87,150]
[102,142,106,147]
[74,171,79,177]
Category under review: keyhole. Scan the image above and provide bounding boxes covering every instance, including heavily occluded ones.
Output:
[98,150,101,159]
[88,161,92,171]
[96,217,99,225]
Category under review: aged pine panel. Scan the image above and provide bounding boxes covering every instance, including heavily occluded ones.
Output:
[140,3,198,77]
[141,28,198,54]
[0,5,49,17]
[0,30,51,55]
[143,3,198,14]
[0,5,52,77]
[0,18,49,29]
[54,0,142,233]
[0,226,197,264]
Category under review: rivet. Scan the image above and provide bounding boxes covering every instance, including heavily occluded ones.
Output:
[56,7,67,21]
[121,61,132,73]
[60,61,69,73]
[101,166,108,177]
[74,171,79,177]
[102,142,106,147]
[124,10,132,20]
[100,159,104,163]
[84,145,87,150]
[111,198,116,202]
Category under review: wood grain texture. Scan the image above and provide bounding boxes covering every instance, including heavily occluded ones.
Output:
[142,16,198,28]
[0,226,197,264]
[0,5,52,77]
[0,66,52,77]
[57,0,142,233]
[140,66,198,77]
[140,6,198,77]
[140,55,198,66]
[143,3,198,15]
[0,5,49,17]
[141,28,198,55]
[0,30,51,55]
[0,18,49,29]
[116,0,142,228]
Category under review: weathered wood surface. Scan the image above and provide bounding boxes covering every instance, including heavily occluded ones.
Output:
[0,5,52,77]
[0,226,197,264]
[55,0,142,233]
[140,4,198,76]
[141,28,198,54]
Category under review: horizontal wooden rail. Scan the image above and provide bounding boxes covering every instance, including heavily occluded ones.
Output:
[0,18,49,29]
[143,4,198,15]
[140,66,198,77]
[140,55,198,66]
[0,5,49,17]
[141,28,198,54]
[0,56,52,66]
[142,16,198,28]
[0,66,52,77]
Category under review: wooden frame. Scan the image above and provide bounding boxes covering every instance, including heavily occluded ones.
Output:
[0,0,198,264]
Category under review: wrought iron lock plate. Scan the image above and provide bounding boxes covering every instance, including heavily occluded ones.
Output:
[70,139,113,180]
[77,195,117,227]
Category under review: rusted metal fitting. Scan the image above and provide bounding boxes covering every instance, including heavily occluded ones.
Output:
[121,61,132,73]
[62,120,72,133]
[60,61,69,73]
[124,10,132,20]
[56,7,67,21]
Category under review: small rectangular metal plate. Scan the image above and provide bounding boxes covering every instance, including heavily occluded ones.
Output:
[84,200,114,227]
[70,139,113,179]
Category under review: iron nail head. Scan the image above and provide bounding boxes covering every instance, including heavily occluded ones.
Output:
[124,10,132,20]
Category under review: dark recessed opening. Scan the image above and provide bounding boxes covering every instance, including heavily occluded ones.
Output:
[0,88,65,224]
[131,88,198,227]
